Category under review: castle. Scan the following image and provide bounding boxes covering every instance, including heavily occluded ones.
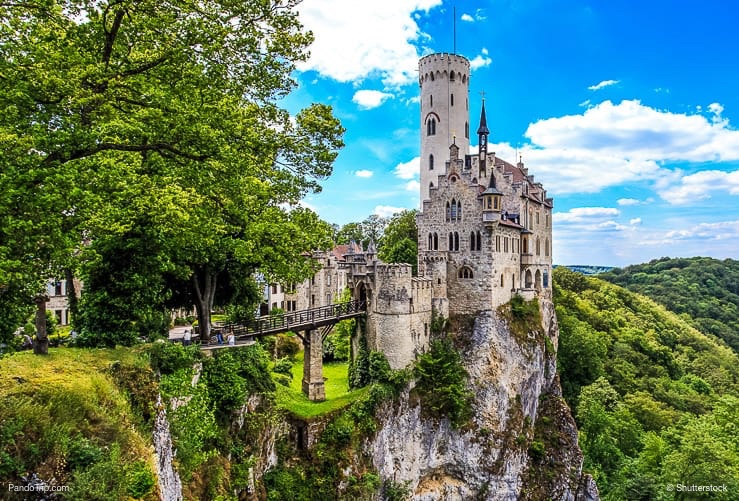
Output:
[278,52,553,372]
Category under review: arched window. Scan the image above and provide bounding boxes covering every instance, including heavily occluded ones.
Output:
[446,201,451,221]
[545,238,550,257]
[470,231,476,251]
[433,233,439,250]
[458,266,473,279]
[465,121,469,138]
[448,232,453,251]
[522,237,528,254]
[431,119,436,135]
[448,232,459,251]
[430,95,433,106]
[454,232,459,251]
[427,120,431,136]
[476,231,482,251]
[543,271,549,288]
[457,200,462,221]
[500,274,504,287]
[428,233,433,250]
[429,154,434,170]
[450,199,457,220]
[536,237,541,256]
[450,72,455,82]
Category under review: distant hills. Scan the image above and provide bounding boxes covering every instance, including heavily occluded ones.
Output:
[599,257,739,355]
[554,264,614,275]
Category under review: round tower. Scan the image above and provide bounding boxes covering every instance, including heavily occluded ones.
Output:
[418,53,471,205]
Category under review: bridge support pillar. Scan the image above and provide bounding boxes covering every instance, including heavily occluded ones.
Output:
[302,329,325,401]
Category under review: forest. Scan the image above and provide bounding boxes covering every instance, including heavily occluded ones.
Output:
[555,265,739,499]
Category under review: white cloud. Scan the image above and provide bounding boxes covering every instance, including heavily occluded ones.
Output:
[554,207,620,223]
[579,99,591,108]
[355,169,374,178]
[374,205,407,218]
[662,220,739,241]
[658,169,739,205]
[588,79,619,91]
[296,0,443,86]
[353,90,393,110]
[461,13,474,22]
[393,157,419,179]
[469,51,492,70]
[617,198,641,206]
[517,100,739,195]
[405,180,420,191]
[630,218,642,225]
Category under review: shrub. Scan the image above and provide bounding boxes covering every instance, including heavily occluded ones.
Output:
[272,357,293,378]
[147,341,200,375]
[414,339,473,428]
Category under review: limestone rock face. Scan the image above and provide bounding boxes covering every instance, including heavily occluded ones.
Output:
[367,299,598,500]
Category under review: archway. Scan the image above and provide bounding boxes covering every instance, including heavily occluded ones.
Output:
[525,269,533,289]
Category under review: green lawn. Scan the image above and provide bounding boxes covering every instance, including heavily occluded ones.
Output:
[273,351,367,419]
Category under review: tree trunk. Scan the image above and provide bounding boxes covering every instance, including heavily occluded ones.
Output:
[192,266,217,344]
[64,268,78,325]
[33,295,49,355]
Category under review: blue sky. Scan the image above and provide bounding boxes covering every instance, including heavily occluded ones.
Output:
[285,0,739,267]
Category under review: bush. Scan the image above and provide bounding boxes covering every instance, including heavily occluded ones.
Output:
[147,341,200,375]
[272,357,293,378]
[275,333,302,359]
[414,339,473,428]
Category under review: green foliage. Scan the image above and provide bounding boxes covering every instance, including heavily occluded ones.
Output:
[0,349,156,499]
[349,334,371,389]
[147,340,201,375]
[414,339,473,428]
[377,209,419,274]
[383,479,412,501]
[323,318,353,361]
[272,357,294,378]
[554,267,739,497]
[202,343,275,419]
[274,333,302,359]
[600,257,739,354]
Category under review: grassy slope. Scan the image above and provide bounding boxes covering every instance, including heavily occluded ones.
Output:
[273,351,368,419]
[0,347,158,499]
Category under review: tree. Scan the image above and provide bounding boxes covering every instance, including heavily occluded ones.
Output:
[1,0,344,347]
[378,209,418,273]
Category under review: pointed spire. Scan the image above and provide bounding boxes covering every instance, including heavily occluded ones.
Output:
[477,98,489,136]
[482,170,502,195]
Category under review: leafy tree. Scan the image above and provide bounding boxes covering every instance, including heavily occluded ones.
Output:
[1,0,344,347]
[377,209,418,273]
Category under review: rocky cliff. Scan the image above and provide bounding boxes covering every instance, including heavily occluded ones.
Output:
[367,297,599,500]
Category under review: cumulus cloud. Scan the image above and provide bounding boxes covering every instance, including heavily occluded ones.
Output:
[658,169,739,204]
[374,205,407,218]
[588,79,619,91]
[469,48,492,70]
[461,13,474,22]
[393,157,419,179]
[617,198,641,206]
[630,218,642,225]
[517,100,739,195]
[355,169,374,178]
[296,0,443,86]
[353,90,393,109]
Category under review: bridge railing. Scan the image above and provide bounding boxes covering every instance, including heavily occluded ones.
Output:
[217,300,366,338]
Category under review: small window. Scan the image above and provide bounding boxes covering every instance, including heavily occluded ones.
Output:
[451,94,454,106]
[430,95,433,106]
[429,154,434,170]
[450,72,455,82]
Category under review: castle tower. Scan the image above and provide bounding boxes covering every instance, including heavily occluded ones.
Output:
[419,53,471,203]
